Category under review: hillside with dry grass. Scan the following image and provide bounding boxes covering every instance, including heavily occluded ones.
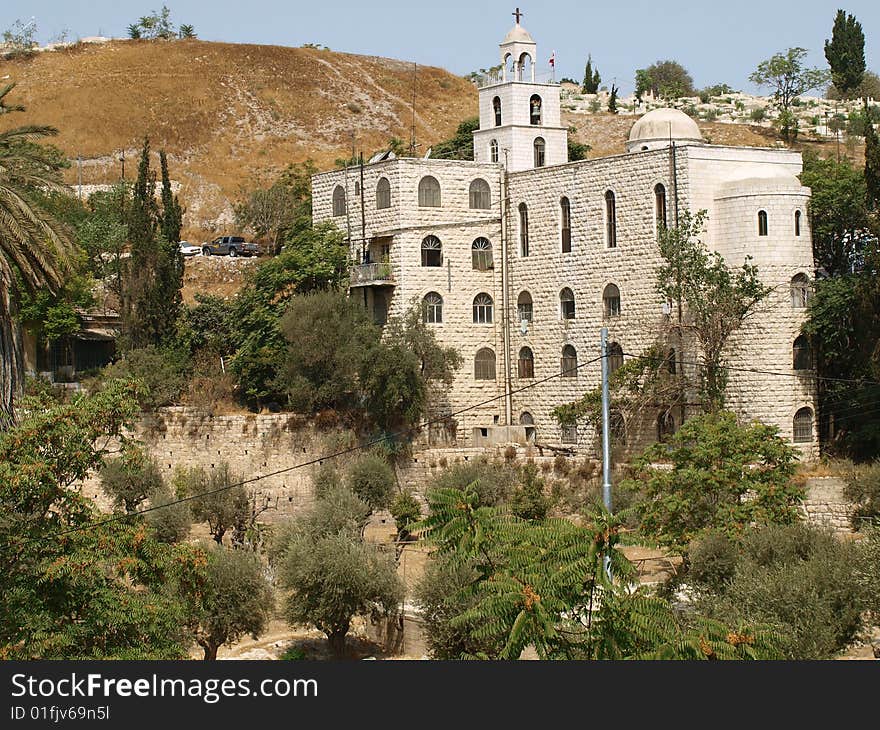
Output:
[0,38,478,237]
[1,38,851,244]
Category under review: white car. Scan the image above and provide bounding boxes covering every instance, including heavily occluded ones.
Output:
[178,241,201,257]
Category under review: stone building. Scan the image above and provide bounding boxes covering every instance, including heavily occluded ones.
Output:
[311,16,817,456]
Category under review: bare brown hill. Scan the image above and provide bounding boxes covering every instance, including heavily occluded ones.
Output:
[0,39,477,236]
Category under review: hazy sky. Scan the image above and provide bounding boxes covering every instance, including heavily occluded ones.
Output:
[3,1,878,95]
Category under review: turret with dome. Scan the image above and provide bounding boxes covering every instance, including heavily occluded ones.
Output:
[626,107,705,152]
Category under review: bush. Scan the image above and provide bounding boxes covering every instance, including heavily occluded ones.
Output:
[99,346,188,411]
[510,463,550,521]
[687,531,738,590]
[390,490,422,540]
[100,445,164,514]
[311,462,343,499]
[147,482,192,543]
[182,464,250,544]
[844,462,880,528]
[346,453,395,510]
[279,645,306,660]
[750,107,766,122]
[429,460,516,507]
[695,524,869,659]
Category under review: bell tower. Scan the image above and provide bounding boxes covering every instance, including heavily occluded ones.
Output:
[473,9,568,172]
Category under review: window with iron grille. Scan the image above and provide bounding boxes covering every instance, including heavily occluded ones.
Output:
[533,137,545,167]
[376,177,391,209]
[561,344,577,377]
[560,288,575,319]
[422,292,443,324]
[469,179,491,210]
[561,423,577,444]
[561,197,572,253]
[421,235,442,267]
[790,273,810,308]
[793,408,813,442]
[519,203,529,256]
[474,348,496,380]
[332,185,346,216]
[608,342,623,373]
[471,237,493,270]
[518,347,534,378]
[418,176,441,207]
[605,190,617,247]
[793,335,812,370]
[603,283,621,317]
[490,139,499,163]
[473,293,494,324]
[517,291,533,322]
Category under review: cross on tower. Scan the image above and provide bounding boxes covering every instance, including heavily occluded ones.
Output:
[512,7,523,24]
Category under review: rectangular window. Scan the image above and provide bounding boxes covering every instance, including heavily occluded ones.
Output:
[561,424,578,444]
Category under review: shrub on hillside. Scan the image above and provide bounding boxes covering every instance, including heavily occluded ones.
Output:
[98,346,188,410]
[844,462,880,528]
[429,459,517,507]
[346,453,395,510]
[390,490,422,541]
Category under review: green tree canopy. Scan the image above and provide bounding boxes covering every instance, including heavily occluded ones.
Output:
[824,9,866,98]
[635,60,695,100]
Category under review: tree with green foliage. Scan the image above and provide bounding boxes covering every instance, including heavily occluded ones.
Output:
[230,222,349,406]
[183,463,250,544]
[121,138,183,349]
[824,9,866,99]
[390,489,421,541]
[635,60,695,100]
[234,161,316,255]
[607,84,618,113]
[274,487,403,658]
[509,462,550,521]
[799,151,874,275]
[623,411,801,550]
[414,482,781,659]
[184,546,273,660]
[827,69,880,101]
[0,380,201,658]
[346,452,396,510]
[178,24,196,39]
[865,104,880,209]
[657,210,772,410]
[431,117,479,161]
[567,138,590,162]
[0,83,73,427]
[582,55,600,94]
[146,480,192,543]
[129,6,178,40]
[690,523,873,659]
[749,48,830,141]
[100,443,164,514]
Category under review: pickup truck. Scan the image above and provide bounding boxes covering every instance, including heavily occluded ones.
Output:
[201,236,260,257]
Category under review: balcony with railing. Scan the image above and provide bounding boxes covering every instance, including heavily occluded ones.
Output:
[475,67,559,88]
[350,261,395,287]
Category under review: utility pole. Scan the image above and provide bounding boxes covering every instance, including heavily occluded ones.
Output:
[600,327,612,514]
[77,154,82,200]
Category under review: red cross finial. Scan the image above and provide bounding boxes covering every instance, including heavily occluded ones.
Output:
[513,7,523,24]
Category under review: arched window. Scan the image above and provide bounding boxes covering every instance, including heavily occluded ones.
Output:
[469,179,491,209]
[517,291,533,322]
[418,176,441,207]
[608,342,623,374]
[666,348,677,375]
[519,203,529,257]
[519,412,536,442]
[793,407,813,443]
[791,273,811,308]
[560,288,576,319]
[376,177,391,209]
[603,283,621,317]
[657,411,675,442]
[518,347,534,378]
[534,137,546,168]
[654,183,667,234]
[530,94,542,125]
[422,292,443,324]
[561,344,578,377]
[471,237,493,271]
[560,196,572,253]
[490,139,499,163]
[420,235,442,267]
[793,335,812,370]
[758,210,768,236]
[605,190,617,248]
[610,409,627,445]
[332,185,346,216]
[794,209,802,236]
[473,293,494,324]
[474,348,496,380]
[493,96,502,127]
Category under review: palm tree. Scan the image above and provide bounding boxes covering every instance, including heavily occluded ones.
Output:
[0,83,72,427]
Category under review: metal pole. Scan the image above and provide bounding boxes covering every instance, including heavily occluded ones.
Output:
[601,327,612,513]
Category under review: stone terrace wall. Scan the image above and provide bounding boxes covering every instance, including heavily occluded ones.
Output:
[800,477,856,533]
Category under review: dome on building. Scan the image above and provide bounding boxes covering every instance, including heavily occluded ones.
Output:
[626,108,704,152]
[502,23,535,45]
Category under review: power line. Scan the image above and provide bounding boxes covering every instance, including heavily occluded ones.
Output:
[27,354,605,544]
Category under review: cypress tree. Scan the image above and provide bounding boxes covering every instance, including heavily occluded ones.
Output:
[865,103,880,210]
[158,149,184,337]
[607,84,618,114]
[582,55,600,94]
[824,9,865,98]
